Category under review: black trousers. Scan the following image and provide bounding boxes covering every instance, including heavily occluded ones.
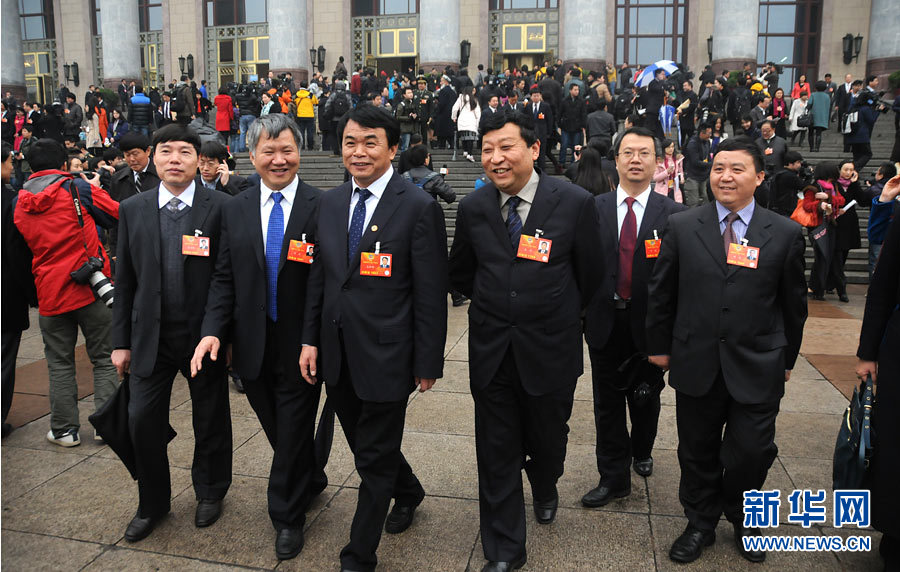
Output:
[2,330,22,424]
[809,226,847,297]
[588,309,661,489]
[128,333,232,519]
[330,337,424,572]
[675,373,780,530]
[536,136,560,172]
[472,347,575,562]
[851,142,873,171]
[242,320,326,530]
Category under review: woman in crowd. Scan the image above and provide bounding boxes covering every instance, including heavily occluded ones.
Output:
[791,74,811,100]
[572,145,612,196]
[769,87,789,138]
[12,107,25,151]
[802,161,847,301]
[710,115,728,153]
[829,160,873,301]
[788,91,809,146]
[107,108,129,148]
[653,138,684,203]
[451,85,481,163]
[806,81,831,153]
[213,85,234,145]
[260,91,276,116]
[84,97,107,155]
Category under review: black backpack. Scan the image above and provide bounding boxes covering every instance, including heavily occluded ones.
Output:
[331,93,350,118]
[731,88,752,122]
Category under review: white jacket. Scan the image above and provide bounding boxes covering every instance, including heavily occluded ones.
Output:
[451,95,481,133]
[788,98,808,132]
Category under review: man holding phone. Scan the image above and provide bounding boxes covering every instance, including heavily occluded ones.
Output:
[197,141,248,196]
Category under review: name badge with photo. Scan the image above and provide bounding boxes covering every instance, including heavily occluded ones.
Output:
[726,242,760,269]
[287,234,315,264]
[517,233,552,263]
[360,252,392,277]
[182,235,211,257]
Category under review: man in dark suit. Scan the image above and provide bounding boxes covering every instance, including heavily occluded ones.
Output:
[108,132,161,258]
[197,140,248,196]
[111,124,232,542]
[299,105,448,572]
[754,120,788,178]
[502,91,523,114]
[834,73,853,133]
[646,137,808,564]
[524,89,558,173]
[191,114,324,561]
[449,111,602,571]
[640,69,667,140]
[582,127,686,508]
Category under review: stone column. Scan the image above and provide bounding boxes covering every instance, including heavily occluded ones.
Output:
[269,0,309,81]
[99,0,141,90]
[560,0,608,74]
[711,0,759,74]
[420,0,459,72]
[866,0,900,89]
[1,0,27,103]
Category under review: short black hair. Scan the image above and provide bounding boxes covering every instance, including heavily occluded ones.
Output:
[1,142,12,163]
[408,144,429,167]
[480,108,537,147]
[102,147,123,163]
[866,75,877,84]
[200,140,229,162]
[877,161,897,180]
[27,138,67,172]
[338,103,401,147]
[152,123,202,154]
[813,161,840,182]
[851,80,864,88]
[614,127,662,158]
[697,121,713,133]
[783,150,803,165]
[409,133,423,145]
[760,120,776,130]
[714,136,765,173]
[741,114,754,123]
[401,85,413,95]
[119,132,152,153]
[66,93,76,101]
[625,113,642,127]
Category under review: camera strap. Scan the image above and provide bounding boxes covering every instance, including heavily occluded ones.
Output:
[65,178,104,261]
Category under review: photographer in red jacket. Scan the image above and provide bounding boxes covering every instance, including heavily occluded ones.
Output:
[13,138,120,447]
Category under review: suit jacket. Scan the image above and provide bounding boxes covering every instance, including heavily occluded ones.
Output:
[108,163,161,256]
[645,202,808,404]
[2,185,36,333]
[112,185,229,378]
[755,135,787,175]
[834,84,852,114]
[449,171,602,395]
[201,175,321,382]
[584,191,686,351]
[302,170,448,402]
[524,101,554,140]
[195,174,249,197]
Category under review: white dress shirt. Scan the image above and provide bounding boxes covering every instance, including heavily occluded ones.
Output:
[349,165,394,231]
[260,176,298,252]
[615,185,652,237]
[499,169,540,225]
[157,180,195,210]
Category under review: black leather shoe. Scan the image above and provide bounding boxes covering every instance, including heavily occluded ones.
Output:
[384,502,418,534]
[275,527,304,560]
[811,293,826,301]
[733,523,766,562]
[533,492,558,524]
[838,294,850,303]
[669,524,716,563]
[232,375,244,393]
[633,457,653,477]
[451,294,469,307]
[124,511,166,542]
[482,554,527,571]
[581,483,631,507]
[195,499,223,528]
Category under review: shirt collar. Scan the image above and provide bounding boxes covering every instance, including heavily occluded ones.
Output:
[499,169,540,207]
[158,180,196,209]
[615,185,652,208]
[260,175,299,206]
[352,165,393,200]
[716,199,755,226]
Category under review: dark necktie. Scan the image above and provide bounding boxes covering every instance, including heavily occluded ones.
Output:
[723,212,739,254]
[533,104,539,119]
[266,192,284,321]
[506,195,523,248]
[616,197,637,300]
[348,188,371,264]
[166,197,181,212]
[134,171,143,195]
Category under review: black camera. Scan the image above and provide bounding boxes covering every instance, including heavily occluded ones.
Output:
[71,255,114,308]
[799,161,815,184]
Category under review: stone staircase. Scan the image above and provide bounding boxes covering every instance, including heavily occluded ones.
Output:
[230,119,895,284]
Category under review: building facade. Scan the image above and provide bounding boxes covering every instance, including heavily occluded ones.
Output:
[2,0,897,104]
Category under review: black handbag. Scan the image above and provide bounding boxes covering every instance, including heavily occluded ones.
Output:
[615,353,666,407]
[832,374,874,490]
[796,111,812,128]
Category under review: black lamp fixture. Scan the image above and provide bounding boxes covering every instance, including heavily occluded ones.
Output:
[842,33,863,64]
[317,45,326,73]
[64,62,80,87]
[309,47,317,70]
[707,36,713,63]
[186,53,194,80]
[178,54,186,76]
[460,39,471,68]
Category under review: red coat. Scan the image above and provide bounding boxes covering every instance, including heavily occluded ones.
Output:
[14,171,119,315]
[214,94,233,132]
[802,182,845,228]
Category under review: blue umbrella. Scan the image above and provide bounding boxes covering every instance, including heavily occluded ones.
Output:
[634,60,680,88]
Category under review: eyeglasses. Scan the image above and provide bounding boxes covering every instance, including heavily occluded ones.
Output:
[617,150,654,160]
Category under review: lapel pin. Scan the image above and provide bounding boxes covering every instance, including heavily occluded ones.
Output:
[371,225,378,232]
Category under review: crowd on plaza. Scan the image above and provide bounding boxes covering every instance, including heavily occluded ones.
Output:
[1,52,900,571]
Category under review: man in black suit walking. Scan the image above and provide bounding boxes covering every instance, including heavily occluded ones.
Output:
[299,105,448,572]
[111,124,232,542]
[646,137,808,564]
[108,132,161,258]
[449,111,602,571]
[582,127,686,508]
[191,114,324,560]
[523,89,559,173]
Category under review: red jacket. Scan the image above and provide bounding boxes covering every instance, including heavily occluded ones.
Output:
[14,171,119,316]
[214,94,233,132]
[350,73,362,95]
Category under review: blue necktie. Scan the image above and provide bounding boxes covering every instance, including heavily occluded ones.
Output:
[266,191,284,321]
[348,188,371,264]
[506,195,523,248]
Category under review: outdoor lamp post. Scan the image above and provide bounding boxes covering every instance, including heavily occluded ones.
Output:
[309,48,317,70]
[707,36,713,63]
[843,33,863,64]
[187,54,194,80]
[317,45,326,73]
[178,54,186,76]
[460,40,471,68]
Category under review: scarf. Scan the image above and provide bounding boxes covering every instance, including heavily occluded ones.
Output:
[817,179,834,192]
[837,177,853,191]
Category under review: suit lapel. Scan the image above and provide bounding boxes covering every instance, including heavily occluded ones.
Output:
[727,205,773,278]
[636,192,665,245]
[598,192,619,247]
[186,187,213,256]
[332,183,352,275]
[481,185,515,255]
[694,202,728,274]
[278,180,315,275]
[345,173,403,278]
[521,173,561,239]
[243,184,266,272]
[139,189,161,264]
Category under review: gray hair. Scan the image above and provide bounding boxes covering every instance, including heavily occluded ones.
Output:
[246,113,303,155]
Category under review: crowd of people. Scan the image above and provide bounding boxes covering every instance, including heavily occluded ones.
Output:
[1,54,900,572]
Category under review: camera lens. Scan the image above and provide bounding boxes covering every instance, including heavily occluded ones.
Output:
[88,271,115,308]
